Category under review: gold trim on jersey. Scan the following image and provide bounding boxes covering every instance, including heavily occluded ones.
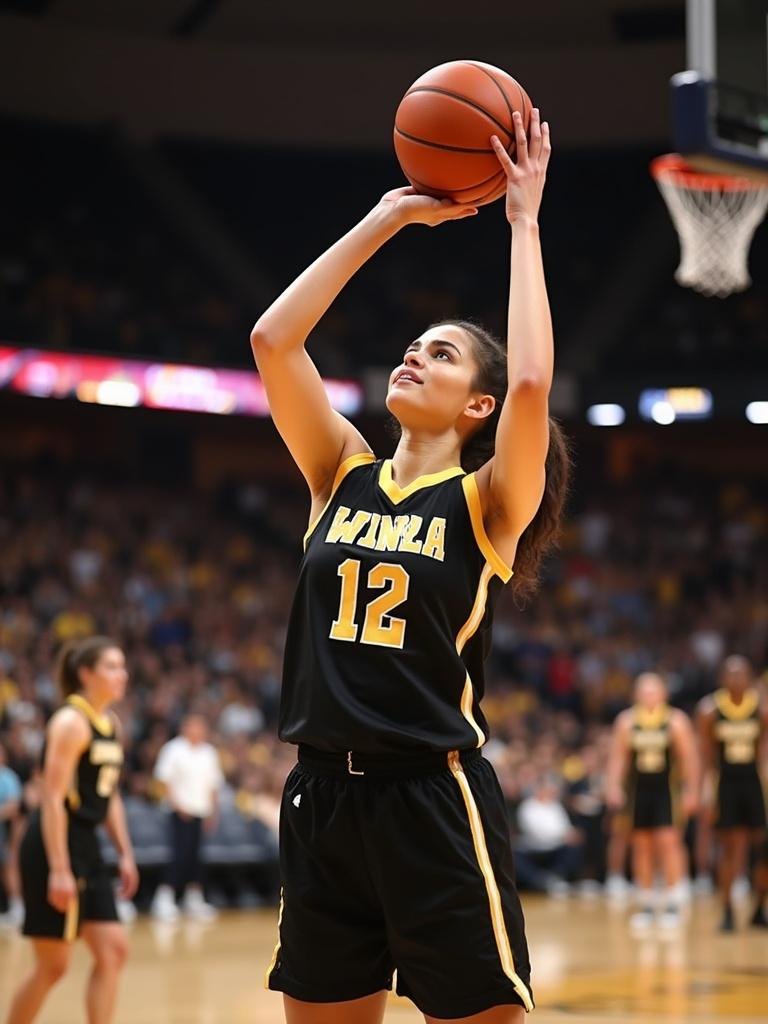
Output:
[447,751,534,1012]
[263,889,284,988]
[455,563,495,747]
[303,452,376,549]
[66,694,113,736]
[714,688,759,721]
[633,703,670,730]
[461,475,513,583]
[377,458,464,504]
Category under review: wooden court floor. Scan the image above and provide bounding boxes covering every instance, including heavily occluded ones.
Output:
[1,896,767,1023]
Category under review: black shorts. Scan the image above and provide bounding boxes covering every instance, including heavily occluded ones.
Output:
[629,779,676,830]
[716,771,767,830]
[266,746,534,1018]
[21,812,118,940]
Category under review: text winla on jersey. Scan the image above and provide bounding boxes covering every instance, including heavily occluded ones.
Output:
[325,504,447,561]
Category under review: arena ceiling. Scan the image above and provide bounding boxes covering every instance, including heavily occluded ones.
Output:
[3,0,686,50]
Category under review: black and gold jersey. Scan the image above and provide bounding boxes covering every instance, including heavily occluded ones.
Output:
[628,704,672,782]
[713,688,762,776]
[61,695,124,826]
[279,454,514,754]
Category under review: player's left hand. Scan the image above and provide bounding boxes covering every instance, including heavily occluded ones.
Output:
[118,854,139,900]
[490,107,551,225]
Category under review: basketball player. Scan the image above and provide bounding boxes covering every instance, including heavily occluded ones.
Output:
[5,637,137,1024]
[697,655,768,931]
[606,673,698,929]
[252,109,567,1022]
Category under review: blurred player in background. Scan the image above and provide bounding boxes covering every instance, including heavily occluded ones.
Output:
[697,655,768,931]
[606,672,698,929]
[5,637,137,1024]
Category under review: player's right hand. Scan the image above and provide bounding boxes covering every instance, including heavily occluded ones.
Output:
[377,186,478,228]
[605,786,625,811]
[48,869,77,913]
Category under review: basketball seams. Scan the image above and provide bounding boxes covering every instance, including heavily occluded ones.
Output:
[406,166,505,192]
[402,86,513,141]
[405,168,506,205]
[464,62,515,130]
[394,126,494,155]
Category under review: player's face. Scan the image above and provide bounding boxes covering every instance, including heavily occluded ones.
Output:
[82,647,128,706]
[721,658,751,695]
[386,324,494,434]
[635,674,666,709]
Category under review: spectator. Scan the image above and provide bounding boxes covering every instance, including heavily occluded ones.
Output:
[514,776,583,895]
[151,714,223,922]
[0,741,23,926]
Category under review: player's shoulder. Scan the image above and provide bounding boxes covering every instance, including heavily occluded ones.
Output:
[696,693,718,717]
[47,705,91,744]
[614,707,634,728]
[668,707,693,730]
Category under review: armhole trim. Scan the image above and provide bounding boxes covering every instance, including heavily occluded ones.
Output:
[303,451,376,549]
[66,694,112,736]
[461,474,513,583]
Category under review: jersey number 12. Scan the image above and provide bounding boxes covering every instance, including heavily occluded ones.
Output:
[330,559,410,649]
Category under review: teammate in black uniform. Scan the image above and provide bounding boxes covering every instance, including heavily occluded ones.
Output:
[6,637,138,1024]
[697,655,768,931]
[606,673,698,930]
[251,110,570,1023]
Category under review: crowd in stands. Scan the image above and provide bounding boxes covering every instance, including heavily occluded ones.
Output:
[1,457,766,907]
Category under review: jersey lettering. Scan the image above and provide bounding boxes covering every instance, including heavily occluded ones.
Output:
[715,718,760,764]
[325,506,446,562]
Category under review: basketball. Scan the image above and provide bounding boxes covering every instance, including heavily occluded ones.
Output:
[393,60,533,206]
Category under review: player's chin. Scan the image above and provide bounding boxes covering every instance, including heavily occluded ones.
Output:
[385,385,425,415]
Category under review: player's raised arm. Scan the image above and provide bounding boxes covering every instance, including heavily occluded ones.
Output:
[250,189,478,501]
[479,109,553,541]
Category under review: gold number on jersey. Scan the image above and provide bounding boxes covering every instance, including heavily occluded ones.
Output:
[330,559,409,649]
[96,764,121,798]
[330,559,361,641]
[637,749,665,773]
[725,739,755,764]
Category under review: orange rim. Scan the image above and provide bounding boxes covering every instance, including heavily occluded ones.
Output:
[650,153,767,192]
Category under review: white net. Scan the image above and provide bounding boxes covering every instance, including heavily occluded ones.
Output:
[654,165,768,298]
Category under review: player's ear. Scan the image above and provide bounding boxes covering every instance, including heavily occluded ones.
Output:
[464,393,496,421]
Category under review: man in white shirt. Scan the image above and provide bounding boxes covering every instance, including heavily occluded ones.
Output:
[514,775,583,896]
[150,714,223,921]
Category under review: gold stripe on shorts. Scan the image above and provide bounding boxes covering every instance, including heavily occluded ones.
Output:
[447,751,533,1012]
[263,889,284,988]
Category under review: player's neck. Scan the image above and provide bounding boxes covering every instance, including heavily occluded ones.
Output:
[74,691,111,716]
[391,434,463,487]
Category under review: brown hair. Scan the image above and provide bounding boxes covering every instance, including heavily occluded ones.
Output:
[389,319,571,604]
[56,636,120,697]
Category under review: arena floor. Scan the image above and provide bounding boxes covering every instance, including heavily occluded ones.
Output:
[1,896,767,1023]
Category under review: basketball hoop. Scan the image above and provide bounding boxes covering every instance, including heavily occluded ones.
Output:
[651,154,768,298]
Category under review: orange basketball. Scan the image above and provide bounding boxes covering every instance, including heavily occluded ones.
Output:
[393,60,533,206]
